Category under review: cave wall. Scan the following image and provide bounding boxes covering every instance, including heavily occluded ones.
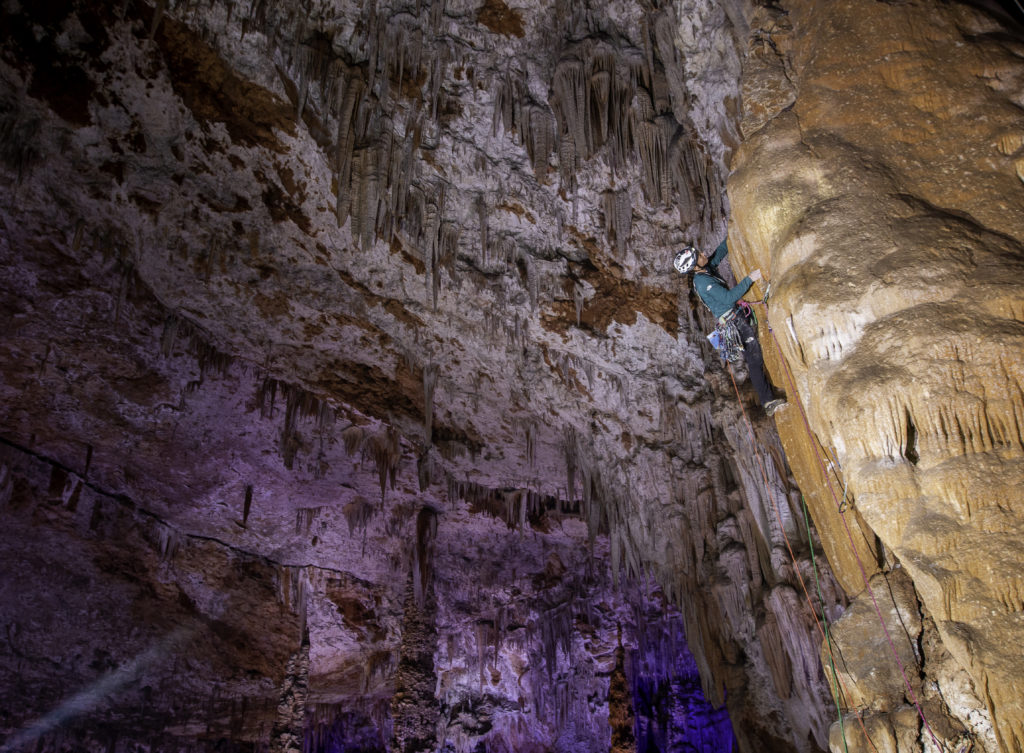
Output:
[0,0,842,750]
[729,1,1024,751]
[3,0,1020,752]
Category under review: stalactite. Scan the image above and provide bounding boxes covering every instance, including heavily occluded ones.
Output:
[475,621,488,688]
[447,477,564,528]
[334,76,366,228]
[552,56,586,159]
[341,424,365,457]
[539,602,573,682]
[423,183,447,309]
[428,44,449,121]
[525,104,555,182]
[572,282,585,326]
[669,130,721,235]
[294,507,320,535]
[589,66,611,154]
[343,496,375,550]
[243,484,253,527]
[157,525,181,563]
[412,506,437,608]
[492,67,521,141]
[563,426,577,503]
[160,314,233,384]
[428,0,445,31]
[348,128,391,252]
[634,117,664,204]
[273,383,331,469]
[527,256,540,310]
[524,419,537,467]
[389,124,412,230]
[190,333,233,382]
[557,131,577,194]
[438,221,460,291]
[367,427,401,499]
[423,363,438,443]
[159,314,180,357]
[602,189,632,258]
[475,194,488,264]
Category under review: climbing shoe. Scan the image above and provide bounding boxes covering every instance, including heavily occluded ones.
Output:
[764,399,787,417]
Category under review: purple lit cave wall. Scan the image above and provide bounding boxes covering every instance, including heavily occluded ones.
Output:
[628,614,734,753]
[3,0,1023,752]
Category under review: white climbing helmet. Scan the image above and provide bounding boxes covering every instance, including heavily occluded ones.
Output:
[673,245,698,274]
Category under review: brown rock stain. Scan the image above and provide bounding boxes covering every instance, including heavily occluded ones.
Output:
[253,290,292,320]
[389,63,428,101]
[391,234,425,275]
[257,169,311,233]
[336,266,425,329]
[541,233,677,337]
[498,201,537,224]
[154,14,295,151]
[476,0,525,38]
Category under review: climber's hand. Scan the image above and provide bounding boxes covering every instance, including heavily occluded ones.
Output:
[749,269,763,282]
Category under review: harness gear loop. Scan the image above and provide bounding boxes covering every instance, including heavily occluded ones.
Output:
[708,301,758,364]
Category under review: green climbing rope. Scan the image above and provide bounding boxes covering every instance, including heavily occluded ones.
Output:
[802,494,850,753]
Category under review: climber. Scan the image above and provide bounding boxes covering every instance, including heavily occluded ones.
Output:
[674,239,787,417]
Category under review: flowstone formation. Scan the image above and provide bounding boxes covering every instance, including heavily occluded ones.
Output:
[730,1,1024,752]
[5,0,1018,752]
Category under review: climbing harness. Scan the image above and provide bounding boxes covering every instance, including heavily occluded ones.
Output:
[704,290,756,366]
[707,316,744,364]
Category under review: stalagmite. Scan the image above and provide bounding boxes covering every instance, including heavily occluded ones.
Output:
[268,635,311,753]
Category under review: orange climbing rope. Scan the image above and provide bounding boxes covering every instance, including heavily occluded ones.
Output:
[726,366,875,753]
[748,299,948,752]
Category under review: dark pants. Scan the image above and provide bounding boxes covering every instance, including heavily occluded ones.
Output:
[734,309,776,407]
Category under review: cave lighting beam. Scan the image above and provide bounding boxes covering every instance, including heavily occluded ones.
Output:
[0,626,194,752]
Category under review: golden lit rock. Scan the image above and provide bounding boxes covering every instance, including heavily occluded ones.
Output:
[731,1,1024,750]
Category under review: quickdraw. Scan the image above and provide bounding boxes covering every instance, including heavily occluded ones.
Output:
[706,301,756,365]
[706,318,744,364]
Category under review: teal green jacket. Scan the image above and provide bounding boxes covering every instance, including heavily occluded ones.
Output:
[694,240,753,320]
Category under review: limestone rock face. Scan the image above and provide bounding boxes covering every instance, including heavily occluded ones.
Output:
[730,1,1024,751]
[2,0,1021,751]
[0,0,842,751]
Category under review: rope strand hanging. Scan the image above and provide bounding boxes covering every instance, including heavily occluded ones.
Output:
[747,296,949,752]
[726,365,875,753]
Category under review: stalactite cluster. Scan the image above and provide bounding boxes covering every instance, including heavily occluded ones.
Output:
[258,377,336,469]
[485,26,726,242]
[165,0,468,309]
[0,0,865,751]
[447,477,565,530]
